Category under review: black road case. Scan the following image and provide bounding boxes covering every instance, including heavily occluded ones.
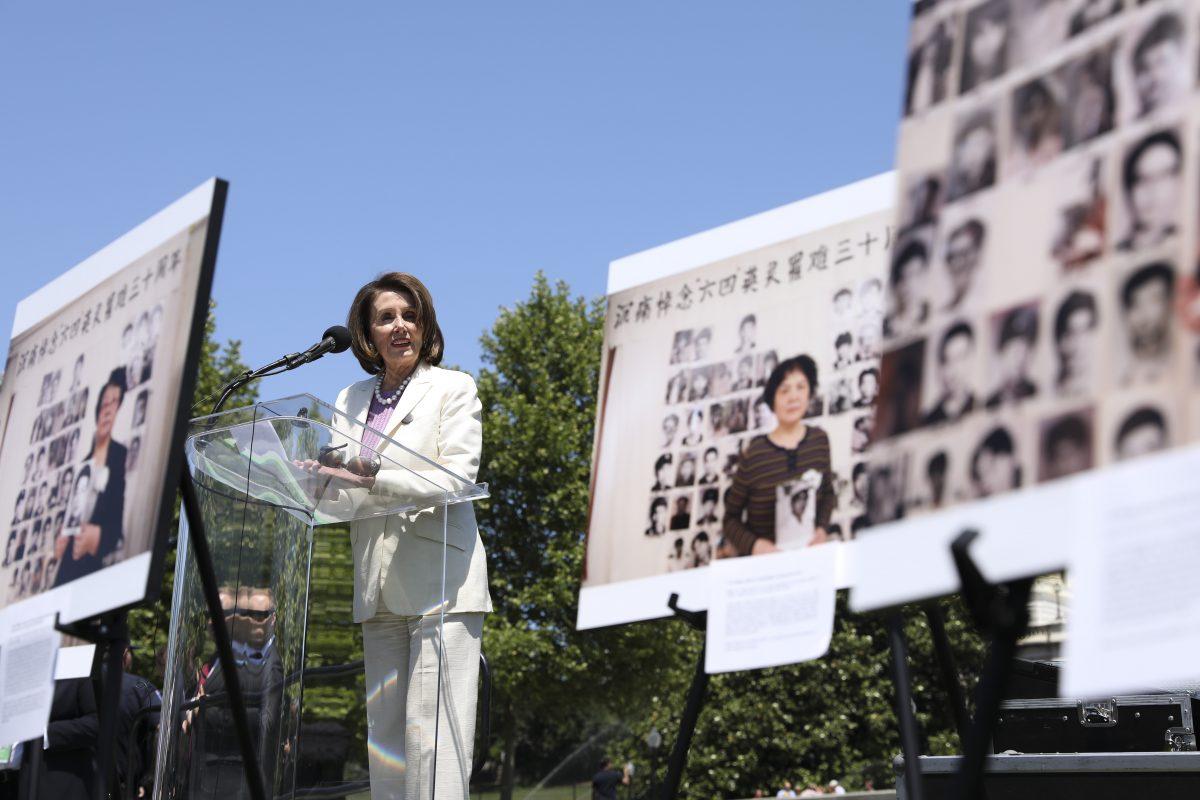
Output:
[993,694,1197,753]
[896,753,1200,800]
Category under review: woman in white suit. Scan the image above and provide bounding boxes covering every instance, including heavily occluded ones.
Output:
[310,273,491,800]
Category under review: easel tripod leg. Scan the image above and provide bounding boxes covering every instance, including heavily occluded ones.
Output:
[93,612,128,800]
[887,613,924,800]
[949,580,1030,800]
[923,603,970,747]
[659,639,709,800]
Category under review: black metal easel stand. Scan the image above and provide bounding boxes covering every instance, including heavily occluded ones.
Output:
[658,593,709,800]
[923,602,970,747]
[179,470,268,800]
[886,612,925,800]
[947,529,1031,800]
[53,608,129,800]
[888,530,1027,800]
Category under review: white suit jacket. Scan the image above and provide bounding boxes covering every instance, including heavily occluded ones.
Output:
[333,363,492,622]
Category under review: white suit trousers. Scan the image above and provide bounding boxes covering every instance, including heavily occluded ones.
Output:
[361,610,484,800]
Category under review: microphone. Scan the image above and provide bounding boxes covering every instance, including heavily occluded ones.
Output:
[297,325,352,365]
[209,324,353,415]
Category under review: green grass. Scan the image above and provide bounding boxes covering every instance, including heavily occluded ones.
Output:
[471,783,593,800]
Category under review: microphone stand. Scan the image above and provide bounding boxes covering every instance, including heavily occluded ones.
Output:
[211,347,319,416]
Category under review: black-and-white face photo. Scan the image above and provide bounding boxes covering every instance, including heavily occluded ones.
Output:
[675,451,697,487]
[866,453,909,525]
[755,350,779,387]
[1050,157,1107,269]
[670,329,693,365]
[70,354,85,391]
[750,396,774,431]
[661,412,680,448]
[900,173,943,233]
[665,369,688,405]
[907,15,956,116]
[942,218,985,312]
[1061,45,1116,148]
[1039,408,1095,481]
[696,486,720,525]
[653,453,674,492]
[735,314,757,354]
[961,0,1011,94]
[708,401,728,439]
[833,287,854,320]
[948,108,999,201]
[921,448,952,510]
[688,365,712,402]
[133,389,149,427]
[857,317,882,361]
[924,321,977,426]
[986,303,1040,410]
[690,530,712,567]
[852,414,873,455]
[1052,289,1099,396]
[1130,12,1187,119]
[1068,0,1123,36]
[692,326,713,362]
[732,354,756,391]
[970,424,1023,497]
[859,277,885,321]
[1118,128,1182,251]
[1009,75,1064,173]
[844,460,865,507]
[710,360,733,395]
[884,239,932,339]
[1011,0,1071,65]
[1114,404,1168,461]
[829,376,855,416]
[833,331,856,369]
[722,437,745,479]
[669,495,692,531]
[856,367,880,409]
[725,398,749,435]
[645,496,669,537]
[698,447,721,485]
[1118,261,1175,381]
[681,406,706,446]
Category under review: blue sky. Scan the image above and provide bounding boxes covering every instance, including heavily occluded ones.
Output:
[0,3,908,405]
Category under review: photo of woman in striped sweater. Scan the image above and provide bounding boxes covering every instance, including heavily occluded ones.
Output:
[722,354,837,556]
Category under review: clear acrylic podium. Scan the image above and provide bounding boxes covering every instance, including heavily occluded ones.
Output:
[155,394,488,800]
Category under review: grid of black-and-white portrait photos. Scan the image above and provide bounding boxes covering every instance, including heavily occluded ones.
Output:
[871,0,1200,527]
[4,308,165,603]
[650,284,884,573]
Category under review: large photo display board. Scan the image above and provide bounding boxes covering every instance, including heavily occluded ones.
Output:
[580,175,893,630]
[853,0,1200,611]
[0,180,225,622]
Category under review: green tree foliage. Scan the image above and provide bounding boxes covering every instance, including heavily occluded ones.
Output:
[475,274,690,799]
[126,303,257,679]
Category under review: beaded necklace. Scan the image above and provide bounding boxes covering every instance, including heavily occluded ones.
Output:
[373,371,413,406]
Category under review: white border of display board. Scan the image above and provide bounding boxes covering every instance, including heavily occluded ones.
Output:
[578,171,895,630]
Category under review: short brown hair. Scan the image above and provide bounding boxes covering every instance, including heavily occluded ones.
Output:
[347,273,445,373]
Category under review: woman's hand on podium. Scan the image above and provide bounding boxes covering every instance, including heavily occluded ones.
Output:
[293,459,376,491]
